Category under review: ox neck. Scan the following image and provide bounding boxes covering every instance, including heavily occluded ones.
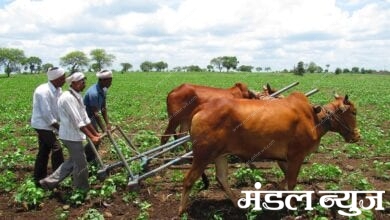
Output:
[316,105,334,137]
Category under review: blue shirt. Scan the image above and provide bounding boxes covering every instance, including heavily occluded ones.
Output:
[83,83,106,118]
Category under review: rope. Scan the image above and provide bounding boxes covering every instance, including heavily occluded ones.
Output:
[120,131,189,138]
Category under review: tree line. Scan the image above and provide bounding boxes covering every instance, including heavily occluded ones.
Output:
[1,47,387,77]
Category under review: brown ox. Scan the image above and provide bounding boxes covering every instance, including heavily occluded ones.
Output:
[161,82,276,145]
[179,92,360,214]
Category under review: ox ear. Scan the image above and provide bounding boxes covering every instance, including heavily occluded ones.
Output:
[313,105,322,114]
[343,94,350,105]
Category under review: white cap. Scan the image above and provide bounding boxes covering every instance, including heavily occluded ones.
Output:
[66,72,85,84]
[47,67,65,80]
[96,70,112,79]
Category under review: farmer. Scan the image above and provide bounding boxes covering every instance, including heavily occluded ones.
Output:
[31,67,66,187]
[39,72,101,191]
[83,69,113,162]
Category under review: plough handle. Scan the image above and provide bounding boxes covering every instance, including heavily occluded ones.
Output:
[270,82,299,97]
[305,88,319,97]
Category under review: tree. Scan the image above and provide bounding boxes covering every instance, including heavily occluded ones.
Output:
[255,67,262,72]
[316,66,323,73]
[154,61,168,72]
[307,62,318,73]
[325,64,330,73]
[41,63,54,73]
[140,61,153,72]
[343,68,350,73]
[186,65,202,72]
[221,56,239,72]
[210,57,223,72]
[238,65,253,72]
[335,67,342,75]
[206,65,214,72]
[264,67,271,72]
[60,51,89,73]
[351,67,359,73]
[172,66,183,72]
[26,56,42,74]
[120,63,132,73]
[294,61,305,76]
[89,49,115,72]
[0,48,26,77]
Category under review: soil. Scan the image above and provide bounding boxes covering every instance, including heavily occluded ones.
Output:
[1,139,389,220]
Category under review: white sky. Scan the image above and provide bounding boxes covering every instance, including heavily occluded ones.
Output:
[1,0,390,71]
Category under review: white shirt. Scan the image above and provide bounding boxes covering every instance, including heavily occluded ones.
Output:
[58,88,91,141]
[31,82,61,131]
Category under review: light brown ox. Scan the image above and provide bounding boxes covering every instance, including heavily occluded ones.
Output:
[161,82,277,146]
[179,92,360,214]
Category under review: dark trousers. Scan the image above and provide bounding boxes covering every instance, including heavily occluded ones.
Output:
[84,142,99,162]
[33,129,64,184]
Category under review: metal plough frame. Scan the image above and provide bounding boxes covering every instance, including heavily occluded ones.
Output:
[87,127,191,187]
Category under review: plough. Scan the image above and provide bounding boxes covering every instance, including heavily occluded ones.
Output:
[87,82,319,187]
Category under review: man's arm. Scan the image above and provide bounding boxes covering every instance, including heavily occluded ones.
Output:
[90,106,106,131]
[101,105,111,131]
[81,125,101,145]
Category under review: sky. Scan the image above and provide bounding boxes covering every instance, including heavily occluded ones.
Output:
[1,0,390,72]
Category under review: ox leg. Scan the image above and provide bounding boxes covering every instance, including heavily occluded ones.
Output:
[286,157,305,190]
[161,118,178,145]
[178,122,190,151]
[277,161,288,189]
[179,162,207,215]
[215,156,238,207]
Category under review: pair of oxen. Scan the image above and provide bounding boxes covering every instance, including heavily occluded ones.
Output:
[160,82,360,215]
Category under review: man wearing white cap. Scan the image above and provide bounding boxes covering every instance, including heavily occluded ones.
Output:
[39,72,101,191]
[31,67,66,186]
[83,69,113,162]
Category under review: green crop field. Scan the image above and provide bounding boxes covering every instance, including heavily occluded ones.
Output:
[0,72,389,219]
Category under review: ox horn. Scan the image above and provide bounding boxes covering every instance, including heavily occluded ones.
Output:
[334,92,340,99]
[266,83,272,93]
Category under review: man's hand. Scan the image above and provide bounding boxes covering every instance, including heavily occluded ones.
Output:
[91,135,101,146]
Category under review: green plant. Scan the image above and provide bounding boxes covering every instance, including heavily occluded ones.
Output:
[180,213,188,220]
[299,163,342,182]
[99,178,117,199]
[67,189,88,206]
[234,167,264,187]
[0,170,17,192]
[308,203,329,219]
[122,191,138,203]
[325,182,340,190]
[133,130,160,152]
[373,160,390,180]
[211,210,223,220]
[190,179,206,196]
[343,172,373,190]
[0,146,34,169]
[171,170,184,182]
[13,178,46,210]
[344,144,367,159]
[56,208,70,220]
[245,205,263,220]
[78,208,104,220]
[110,171,129,188]
[137,201,152,220]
